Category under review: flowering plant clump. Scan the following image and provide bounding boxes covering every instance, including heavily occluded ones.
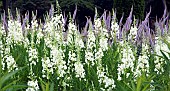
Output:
[0,3,170,91]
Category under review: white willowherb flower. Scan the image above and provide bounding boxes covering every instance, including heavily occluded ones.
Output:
[51,47,67,78]
[94,18,102,33]
[97,64,116,90]
[134,44,150,77]
[52,14,63,30]
[68,50,77,63]
[44,37,53,48]
[99,36,108,51]
[74,61,85,79]
[27,47,38,65]
[111,20,119,38]
[85,27,96,66]
[154,38,169,74]
[95,48,104,61]
[75,31,85,48]
[128,25,138,41]
[36,29,44,44]
[2,55,18,72]
[26,80,39,91]
[85,51,95,66]
[117,42,135,81]
[66,23,77,45]
[42,57,53,79]
[7,20,24,43]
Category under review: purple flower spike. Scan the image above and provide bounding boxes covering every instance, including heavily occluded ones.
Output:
[63,11,68,27]
[22,14,29,33]
[72,5,77,22]
[103,10,107,27]
[49,5,54,19]
[82,16,90,37]
[2,11,8,34]
[123,6,133,32]
[118,13,124,40]
[106,11,111,32]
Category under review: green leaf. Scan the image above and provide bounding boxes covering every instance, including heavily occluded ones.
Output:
[136,76,142,91]
[0,67,25,90]
[50,82,54,91]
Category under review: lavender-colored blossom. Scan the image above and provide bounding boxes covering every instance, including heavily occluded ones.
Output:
[72,5,77,22]
[106,12,111,32]
[2,12,8,34]
[22,13,29,35]
[118,13,124,40]
[123,6,133,32]
[49,5,54,18]
[82,16,90,37]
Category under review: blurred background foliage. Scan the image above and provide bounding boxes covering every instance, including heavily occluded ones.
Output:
[0,0,169,28]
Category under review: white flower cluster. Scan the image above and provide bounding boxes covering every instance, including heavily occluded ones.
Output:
[95,48,104,61]
[67,23,77,45]
[31,18,38,31]
[99,36,108,51]
[97,65,116,90]
[42,57,52,79]
[111,21,119,38]
[94,18,102,32]
[85,28,96,66]
[117,43,135,80]
[134,44,150,77]
[75,33,85,48]
[7,20,24,43]
[27,47,38,65]
[26,80,39,91]
[51,47,67,78]
[68,50,77,63]
[52,14,63,30]
[97,22,109,51]
[36,30,44,44]
[74,61,85,79]
[2,55,18,72]
[85,51,95,66]
[128,25,137,41]
[154,38,169,74]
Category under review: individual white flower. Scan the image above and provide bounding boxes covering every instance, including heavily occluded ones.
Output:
[26,80,39,91]
[74,62,85,79]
